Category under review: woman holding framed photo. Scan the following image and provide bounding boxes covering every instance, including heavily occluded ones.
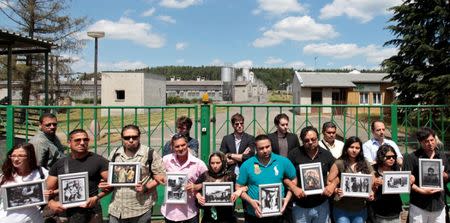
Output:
[370,144,412,223]
[195,151,245,223]
[0,143,51,223]
[328,136,375,223]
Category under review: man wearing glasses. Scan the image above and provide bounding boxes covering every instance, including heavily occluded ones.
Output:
[46,129,110,222]
[106,124,166,223]
[220,113,256,175]
[30,113,65,169]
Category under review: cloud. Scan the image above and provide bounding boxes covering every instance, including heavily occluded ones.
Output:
[86,17,165,48]
[320,0,402,23]
[210,59,224,66]
[176,59,185,64]
[253,0,305,15]
[70,57,148,72]
[159,0,202,9]
[253,16,338,48]
[141,8,156,17]
[157,15,176,24]
[175,42,187,50]
[234,60,253,68]
[286,61,306,69]
[303,43,398,64]
[265,57,284,65]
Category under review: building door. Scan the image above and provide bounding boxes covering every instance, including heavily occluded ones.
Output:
[332,89,346,115]
[311,90,322,113]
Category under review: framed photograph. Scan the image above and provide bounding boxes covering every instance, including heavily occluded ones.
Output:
[58,172,89,208]
[203,182,234,206]
[259,183,282,217]
[299,163,324,195]
[341,173,372,198]
[382,171,411,194]
[165,173,188,204]
[419,159,443,189]
[108,162,141,186]
[1,179,47,211]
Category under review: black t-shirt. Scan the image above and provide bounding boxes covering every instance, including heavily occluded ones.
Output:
[287,146,335,208]
[370,164,403,217]
[49,152,109,196]
[403,149,449,212]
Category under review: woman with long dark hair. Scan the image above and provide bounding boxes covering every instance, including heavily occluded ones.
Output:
[195,151,246,223]
[0,143,50,223]
[370,144,411,223]
[327,136,375,223]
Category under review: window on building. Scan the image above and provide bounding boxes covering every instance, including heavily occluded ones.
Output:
[359,92,369,105]
[116,90,125,100]
[373,92,382,105]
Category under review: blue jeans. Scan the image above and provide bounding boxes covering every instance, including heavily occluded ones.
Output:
[333,207,367,223]
[291,200,330,223]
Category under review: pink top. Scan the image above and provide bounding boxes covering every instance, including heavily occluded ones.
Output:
[161,153,208,221]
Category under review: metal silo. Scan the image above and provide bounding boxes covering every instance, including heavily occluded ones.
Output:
[221,66,234,102]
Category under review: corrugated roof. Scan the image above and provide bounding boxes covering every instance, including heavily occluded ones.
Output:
[295,71,391,87]
[0,29,58,55]
[166,80,249,86]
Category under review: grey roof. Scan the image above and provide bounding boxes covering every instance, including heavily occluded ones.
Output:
[166,80,248,86]
[295,71,391,87]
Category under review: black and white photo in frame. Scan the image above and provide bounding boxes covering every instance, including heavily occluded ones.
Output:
[299,163,324,195]
[58,172,89,208]
[203,182,234,206]
[382,171,411,194]
[419,158,443,189]
[341,173,372,198]
[107,162,141,186]
[1,179,47,211]
[259,183,282,217]
[165,173,188,204]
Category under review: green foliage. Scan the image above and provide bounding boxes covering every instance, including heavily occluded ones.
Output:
[382,0,450,105]
[166,96,199,104]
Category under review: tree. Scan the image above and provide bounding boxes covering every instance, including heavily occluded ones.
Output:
[0,0,87,105]
[382,0,450,105]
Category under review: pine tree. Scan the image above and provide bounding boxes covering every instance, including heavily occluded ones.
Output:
[382,0,450,105]
[0,0,87,105]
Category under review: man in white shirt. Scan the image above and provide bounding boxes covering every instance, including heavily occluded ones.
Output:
[363,120,403,165]
[318,121,344,159]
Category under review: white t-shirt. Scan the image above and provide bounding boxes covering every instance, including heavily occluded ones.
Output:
[0,167,48,223]
[319,139,344,159]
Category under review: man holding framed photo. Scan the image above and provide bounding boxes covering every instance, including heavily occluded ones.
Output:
[403,127,449,222]
[106,124,166,223]
[284,126,337,223]
[236,134,297,223]
[46,129,110,223]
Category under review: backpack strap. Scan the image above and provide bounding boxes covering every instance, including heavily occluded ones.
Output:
[111,146,122,162]
[37,166,45,179]
[64,158,69,174]
[146,148,154,178]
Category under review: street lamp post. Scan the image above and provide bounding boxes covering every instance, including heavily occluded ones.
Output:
[87,31,105,106]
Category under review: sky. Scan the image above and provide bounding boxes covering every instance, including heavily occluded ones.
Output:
[1,0,402,73]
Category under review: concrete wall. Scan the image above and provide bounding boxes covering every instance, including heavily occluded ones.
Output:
[101,72,165,116]
[233,85,249,103]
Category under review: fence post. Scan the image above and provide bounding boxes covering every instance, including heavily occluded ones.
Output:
[391,104,398,144]
[6,105,14,152]
[200,94,211,163]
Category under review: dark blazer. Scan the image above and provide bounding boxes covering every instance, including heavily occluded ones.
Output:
[219,132,256,168]
[268,131,300,156]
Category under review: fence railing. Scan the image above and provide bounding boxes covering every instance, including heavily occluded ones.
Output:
[212,104,449,154]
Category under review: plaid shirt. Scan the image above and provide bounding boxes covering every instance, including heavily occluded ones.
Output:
[108,144,165,219]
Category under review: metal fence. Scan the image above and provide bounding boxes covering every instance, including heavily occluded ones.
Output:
[0,103,449,219]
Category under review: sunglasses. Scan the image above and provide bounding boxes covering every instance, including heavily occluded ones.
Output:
[123,135,139,141]
[45,123,58,127]
[234,122,244,126]
[72,138,90,143]
[385,155,397,160]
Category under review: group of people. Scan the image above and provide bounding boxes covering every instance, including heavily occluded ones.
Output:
[0,112,448,223]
